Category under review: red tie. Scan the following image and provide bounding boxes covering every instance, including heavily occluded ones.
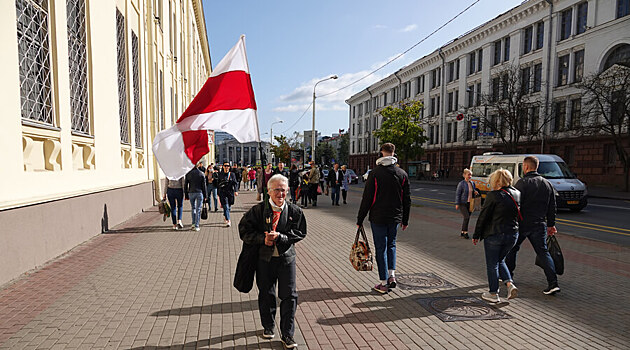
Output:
[272,211,281,231]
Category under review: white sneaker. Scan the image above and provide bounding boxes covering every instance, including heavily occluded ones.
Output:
[172,225,178,230]
[194,226,200,231]
[481,292,500,303]
[177,220,184,229]
[507,283,518,300]
[226,220,231,227]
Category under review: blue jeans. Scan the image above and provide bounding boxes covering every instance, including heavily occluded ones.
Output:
[506,225,557,285]
[370,223,398,281]
[289,186,298,203]
[483,232,518,293]
[189,192,203,228]
[207,184,218,210]
[166,188,184,225]
[219,195,231,221]
[330,185,340,205]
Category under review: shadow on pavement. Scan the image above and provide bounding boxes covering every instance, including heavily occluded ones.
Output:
[125,330,282,350]
[150,287,373,317]
[316,284,488,326]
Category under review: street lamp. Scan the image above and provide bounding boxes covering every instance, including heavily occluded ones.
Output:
[312,75,338,161]
[270,120,284,146]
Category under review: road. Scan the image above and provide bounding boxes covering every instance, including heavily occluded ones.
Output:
[351,181,630,246]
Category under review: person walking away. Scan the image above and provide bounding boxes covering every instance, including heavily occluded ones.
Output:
[341,165,350,204]
[232,165,242,192]
[319,167,326,195]
[184,162,207,231]
[357,143,410,294]
[327,163,343,206]
[238,174,307,349]
[472,169,520,303]
[163,176,185,230]
[218,162,239,227]
[307,161,320,207]
[288,164,300,204]
[242,167,250,191]
[205,166,219,212]
[455,169,479,239]
[248,167,257,191]
[505,156,560,295]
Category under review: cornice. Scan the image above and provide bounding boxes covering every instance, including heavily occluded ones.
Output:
[192,0,212,75]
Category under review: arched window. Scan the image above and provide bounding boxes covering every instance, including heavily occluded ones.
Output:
[604,44,630,70]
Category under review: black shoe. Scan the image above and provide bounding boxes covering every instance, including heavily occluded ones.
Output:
[214,208,218,212]
[281,335,297,348]
[543,283,560,295]
[343,201,347,204]
[461,232,470,239]
[262,328,275,339]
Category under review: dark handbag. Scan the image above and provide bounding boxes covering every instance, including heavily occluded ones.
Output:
[350,226,373,271]
[201,202,208,220]
[535,234,564,275]
[234,242,259,293]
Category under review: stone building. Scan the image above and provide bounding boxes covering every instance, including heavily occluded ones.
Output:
[347,0,630,186]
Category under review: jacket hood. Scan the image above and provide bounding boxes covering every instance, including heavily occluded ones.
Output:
[376,156,398,166]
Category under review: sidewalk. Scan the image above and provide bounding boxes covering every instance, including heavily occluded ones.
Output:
[0,190,628,349]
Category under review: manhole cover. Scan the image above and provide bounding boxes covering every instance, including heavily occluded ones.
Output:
[416,296,511,322]
[396,273,456,290]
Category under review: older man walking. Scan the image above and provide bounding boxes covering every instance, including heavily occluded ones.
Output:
[238,174,307,348]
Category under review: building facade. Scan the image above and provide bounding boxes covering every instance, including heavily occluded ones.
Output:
[215,138,270,166]
[0,0,211,285]
[347,0,630,186]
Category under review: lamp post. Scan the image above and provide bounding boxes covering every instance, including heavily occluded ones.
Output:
[311,75,338,161]
[270,120,284,146]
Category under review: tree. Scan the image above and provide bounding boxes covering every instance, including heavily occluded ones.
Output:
[469,64,552,153]
[578,64,630,191]
[270,135,292,164]
[337,133,349,165]
[315,142,336,165]
[373,100,427,169]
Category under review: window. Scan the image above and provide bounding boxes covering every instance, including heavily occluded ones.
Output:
[530,106,540,135]
[560,8,572,40]
[523,26,533,54]
[417,75,425,93]
[67,0,90,134]
[446,123,452,143]
[574,50,584,83]
[455,59,460,80]
[352,123,355,135]
[448,61,455,83]
[477,48,483,72]
[501,74,509,100]
[469,51,476,75]
[352,106,356,118]
[521,66,531,95]
[533,63,542,92]
[453,122,457,143]
[570,98,581,129]
[447,92,453,113]
[476,82,482,106]
[116,9,130,144]
[576,2,588,34]
[557,54,569,86]
[358,103,363,116]
[554,101,567,131]
[503,37,510,62]
[467,84,474,107]
[454,90,459,111]
[612,90,625,124]
[492,77,500,102]
[618,0,630,18]
[431,68,441,89]
[493,40,501,66]
[17,0,54,126]
[429,126,434,144]
[436,95,440,115]
[383,92,388,106]
[430,97,436,116]
[536,21,545,50]
[132,31,142,147]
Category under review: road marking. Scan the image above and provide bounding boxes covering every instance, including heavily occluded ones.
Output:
[556,218,630,232]
[557,221,630,237]
[587,204,630,211]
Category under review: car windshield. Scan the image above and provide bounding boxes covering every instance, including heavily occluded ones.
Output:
[538,162,576,179]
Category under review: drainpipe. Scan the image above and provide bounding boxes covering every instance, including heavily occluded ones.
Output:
[542,0,554,153]
[366,86,374,162]
[147,0,161,203]
[438,48,447,172]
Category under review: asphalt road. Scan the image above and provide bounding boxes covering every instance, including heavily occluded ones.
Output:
[351,181,630,246]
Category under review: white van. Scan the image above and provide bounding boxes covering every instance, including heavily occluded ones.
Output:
[470,153,588,212]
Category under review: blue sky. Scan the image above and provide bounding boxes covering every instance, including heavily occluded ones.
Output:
[203,0,525,141]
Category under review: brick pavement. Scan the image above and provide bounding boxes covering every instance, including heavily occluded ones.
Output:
[0,188,628,349]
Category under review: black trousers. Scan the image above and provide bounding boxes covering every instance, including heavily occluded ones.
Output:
[309,183,319,204]
[459,203,471,231]
[256,256,297,337]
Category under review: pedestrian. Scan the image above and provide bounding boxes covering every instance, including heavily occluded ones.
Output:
[184,161,207,231]
[319,166,326,195]
[275,162,289,178]
[455,169,479,239]
[232,165,242,192]
[288,164,300,204]
[248,166,257,191]
[307,161,320,207]
[163,176,185,230]
[505,156,560,295]
[205,166,219,212]
[472,168,521,303]
[256,166,264,200]
[341,165,350,204]
[299,170,310,208]
[357,143,410,294]
[327,163,343,206]
[242,167,250,191]
[218,162,239,227]
[238,174,307,349]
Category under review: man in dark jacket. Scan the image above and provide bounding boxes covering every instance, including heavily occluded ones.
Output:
[218,162,239,227]
[184,162,207,231]
[505,155,560,295]
[275,162,290,178]
[357,143,411,294]
[327,163,343,206]
[238,174,307,349]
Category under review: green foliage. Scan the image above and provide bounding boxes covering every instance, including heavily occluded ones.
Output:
[373,101,427,167]
[315,142,336,165]
[270,135,292,164]
[337,134,349,165]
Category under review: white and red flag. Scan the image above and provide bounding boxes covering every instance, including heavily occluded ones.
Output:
[152,35,260,179]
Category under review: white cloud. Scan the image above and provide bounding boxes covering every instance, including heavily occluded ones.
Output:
[400,24,418,32]
[373,24,387,29]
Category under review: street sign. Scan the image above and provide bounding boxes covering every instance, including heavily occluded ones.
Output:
[456,113,464,121]
[478,132,494,136]
[471,119,478,129]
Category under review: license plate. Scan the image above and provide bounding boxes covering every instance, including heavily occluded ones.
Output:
[567,200,579,205]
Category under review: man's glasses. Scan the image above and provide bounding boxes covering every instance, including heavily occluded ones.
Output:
[270,188,287,194]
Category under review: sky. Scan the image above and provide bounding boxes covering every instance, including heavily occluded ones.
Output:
[203,0,526,142]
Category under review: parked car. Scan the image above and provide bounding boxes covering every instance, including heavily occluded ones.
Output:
[346,169,359,184]
[362,169,371,182]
